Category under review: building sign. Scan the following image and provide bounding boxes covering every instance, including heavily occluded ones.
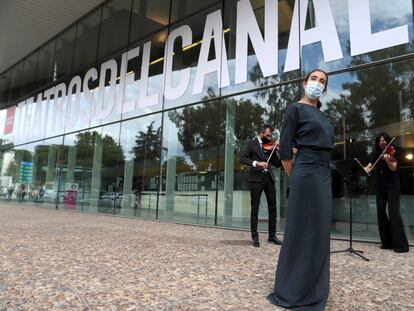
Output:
[19,161,33,184]
[3,0,412,144]
[4,105,16,135]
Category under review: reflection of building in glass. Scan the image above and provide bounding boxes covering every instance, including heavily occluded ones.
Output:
[0,0,413,243]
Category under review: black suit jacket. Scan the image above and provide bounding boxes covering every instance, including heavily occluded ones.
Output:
[240,138,282,183]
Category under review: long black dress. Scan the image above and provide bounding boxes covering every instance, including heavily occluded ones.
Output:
[267,102,334,311]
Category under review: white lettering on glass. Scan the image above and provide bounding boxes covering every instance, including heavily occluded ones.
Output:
[348,0,409,56]
[235,0,278,84]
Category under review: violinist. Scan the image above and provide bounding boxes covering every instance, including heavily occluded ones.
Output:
[240,124,282,247]
[364,133,409,253]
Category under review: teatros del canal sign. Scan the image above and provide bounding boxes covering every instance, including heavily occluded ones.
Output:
[4,0,411,144]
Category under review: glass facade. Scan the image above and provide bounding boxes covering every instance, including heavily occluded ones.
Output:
[0,0,413,243]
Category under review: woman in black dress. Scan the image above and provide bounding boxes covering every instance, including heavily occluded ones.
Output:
[364,133,409,253]
[267,69,334,310]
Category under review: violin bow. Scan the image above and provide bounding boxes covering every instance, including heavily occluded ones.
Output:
[370,136,396,171]
[266,143,278,164]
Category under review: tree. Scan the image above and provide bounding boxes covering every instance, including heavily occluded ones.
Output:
[74,131,124,168]
[131,121,161,162]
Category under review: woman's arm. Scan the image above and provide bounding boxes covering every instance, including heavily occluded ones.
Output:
[279,104,298,176]
[282,159,293,177]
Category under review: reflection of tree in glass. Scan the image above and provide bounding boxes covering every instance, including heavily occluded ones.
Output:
[5,160,18,181]
[32,145,50,185]
[250,64,301,131]
[225,97,267,157]
[131,121,161,162]
[324,94,368,161]
[74,131,124,167]
[74,132,97,167]
[168,101,220,171]
[130,121,162,187]
[325,45,413,161]
[168,88,267,170]
[345,44,413,130]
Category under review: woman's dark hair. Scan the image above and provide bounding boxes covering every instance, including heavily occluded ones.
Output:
[374,132,392,153]
[304,69,329,109]
[304,69,329,90]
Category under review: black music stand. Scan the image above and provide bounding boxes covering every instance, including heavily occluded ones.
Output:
[330,159,370,261]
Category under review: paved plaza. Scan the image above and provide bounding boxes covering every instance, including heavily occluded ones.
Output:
[0,204,413,311]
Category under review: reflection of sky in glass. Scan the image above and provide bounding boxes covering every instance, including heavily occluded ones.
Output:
[303,0,413,73]
[102,123,120,142]
[370,0,413,31]
[62,133,78,147]
[44,136,63,146]
[323,72,356,103]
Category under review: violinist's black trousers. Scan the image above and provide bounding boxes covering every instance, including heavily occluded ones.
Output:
[248,173,276,239]
[376,190,409,250]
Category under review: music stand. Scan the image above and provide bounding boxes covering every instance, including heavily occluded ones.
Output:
[330,159,370,261]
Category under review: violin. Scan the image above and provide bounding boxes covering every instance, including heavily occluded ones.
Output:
[262,138,278,152]
[262,138,279,166]
[386,145,396,157]
[370,136,396,171]
[384,145,396,161]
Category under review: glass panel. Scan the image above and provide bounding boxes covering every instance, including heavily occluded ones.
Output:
[36,40,56,89]
[170,0,221,23]
[301,0,414,73]
[89,50,126,128]
[72,9,101,73]
[118,114,162,219]
[159,102,221,224]
[60,128,103,211]
[217,82,300,229]
[163,4,223,109]
[129,0,170,44]
[96,123,122,215]
[0,71,11,107]
[0,145,14,202]
[323,59,414,242]
[221,0,300,97]
[54,26,76,81]
[98,0,132,59]
[3,142,39,205]
[122,30,167,119]
[64,66,99,134]
[21,51,39,96]
[36,136,63,209]
[8,63,24,101]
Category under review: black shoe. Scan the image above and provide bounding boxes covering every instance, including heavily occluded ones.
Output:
[268,236,282,245]
[252,238,260,247]
[394,248,409,253]
[380,244,393,249]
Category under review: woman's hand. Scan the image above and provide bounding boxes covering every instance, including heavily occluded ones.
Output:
[364,163,373,174]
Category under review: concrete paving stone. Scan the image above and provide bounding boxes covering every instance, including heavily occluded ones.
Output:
[0,204,413,310]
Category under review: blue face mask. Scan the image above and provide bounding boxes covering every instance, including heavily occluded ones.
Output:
[304,81,325,100]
